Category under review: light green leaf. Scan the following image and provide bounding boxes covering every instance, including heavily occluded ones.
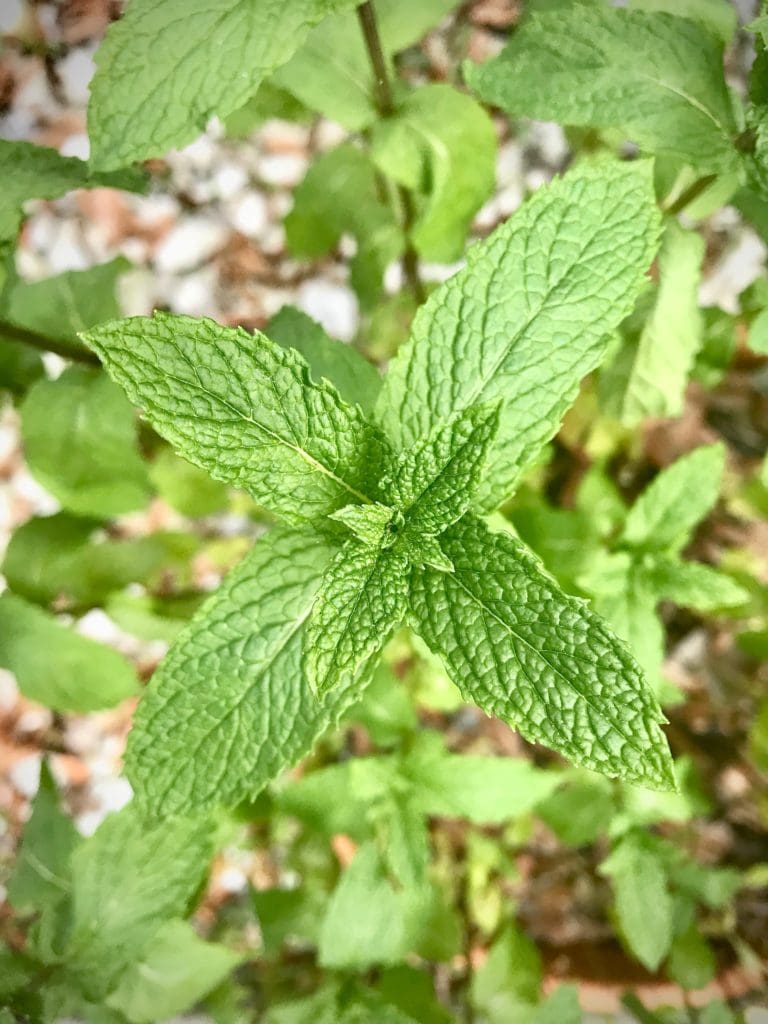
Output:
[383,403,500,544]
[602,220,705,426]
[305,539,409,694]
[224,82,311,137]
[370,84,496,262]
[600,832,673,971]
[667,925,716,990]
[648,555,749,611]
[471,924,542,1024]
[274,0,458,131]
[0,140,145,240]
[621,444,725,552]
[149,447,229,517]
[533,985,582,1024]
[268,305,382,415]
[7,761,80,915]
[404,740,563,824]
[330,502,396,546]
[21,367,150,518]
[1,259,127,354]
[631,0,737,45]
[64,806,213,999]
[284,143,402,308]
[465,6,738,173]
[3,513,195,611]
[377,159,661,510]
[84,312,390,525]
[0,337,44,397]
[537,777,616,846]
[278,756,395,838]
[87,0,363,170]
[105,919,241,1023]
[408,515,675,790]
[125,526,368,816]
[0,592,137,712]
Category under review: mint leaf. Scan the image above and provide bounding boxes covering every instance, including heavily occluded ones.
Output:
[274,0,458,131]
[105,919,241,1023]
[84,312,390,525]
[370,84,496,262]
[0,140,145,240]
[268,305,382,415]
[408,515,675,790]
[330,502,396,545]
[648,556,749,612]
[284,143,402,308]
[465,6,738,174]
[632,0,737,45]
[600,832,673,971]
[0,592,137,712]
[64,806,212,999]
[620,443,725,552]
[384,403,500,543]
[377,160,661,510]
[125,526,368,815]
[21,367,150,518]
[87,0,363,170]
[7,761,80,916]
[149,447,229,518]
[602,221,705,426]
[305,540,409,694]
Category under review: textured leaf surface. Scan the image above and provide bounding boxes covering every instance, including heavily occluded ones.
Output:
[370,84,496,261]
[648,556,748,612]
[377,160,661,509]
[87,0,362,170]
[383,403,500,540]
[284,143,401,307]
[0,140,145,239]
[621,444,725,552]
[603,221,705,426]
[408,516,674,789]
[0,593,137,713]
[274,0,458,130]
[600,833,673,971]
[466,6,738,173]
[84,313,389,524]
[65,806,212,998]
[105,919,241,1023]
[305,540,409,694]
[330,502,395,546]
[632,0,737,46]
[267,305,382,414]
[125,527,368,815]
[20,367,150,518]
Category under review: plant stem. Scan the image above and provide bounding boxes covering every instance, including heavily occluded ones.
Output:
[664,174,718,217]
[620,992,661,1024]
[357,0,426,304]
[0,320,100,365]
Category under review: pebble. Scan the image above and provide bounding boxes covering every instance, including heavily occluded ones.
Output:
[227,191,269,238]
[256,152,308,188]
[154,216,228,274]
[699,228,767,312]
[57,44,97,107]
[9,753,41,799]
[297,278,358,341]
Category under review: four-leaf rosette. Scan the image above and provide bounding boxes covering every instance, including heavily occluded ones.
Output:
[84,158,676,818]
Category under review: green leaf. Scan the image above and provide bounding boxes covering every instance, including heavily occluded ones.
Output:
[1,259,127,353]
[21,367,150,518]
[0,592,137,712]
[602,220,705,426]
[330,502,396,545]
[621,444,725,552]
[0,338,43,397]
[600,832,673,971]
[666,925,716,990]
[631,0,737,46]
[125,526,369,816]
[86,0,363,170]
[536,777,616,846]
[3,513,195,611]
[404,740,563,824]
[63,806,213,999]
[305,540,409,694]
[7,761,80,915]
[408,515,675,790]
[465,6,738,174]
[648,555,749,611]
[284,144,402,308]
[471,924,542,1024]
[0,140,145,240]
[274,0,458,131]
[533,986,582,1024]
[105,919,241,1023]
[268,305,382,415]
[149,447,229,517]
[377,159,661,510]
[370,84,496,262]
[84,312,390,525]
[224,82,311,137]
[383,403,500,546]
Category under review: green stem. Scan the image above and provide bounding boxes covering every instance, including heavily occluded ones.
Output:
[664,174,718,217]
[0,320,100,366]
[357,0,426,304]
[620,992,662,1024]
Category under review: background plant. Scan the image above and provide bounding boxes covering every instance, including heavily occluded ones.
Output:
[0,0,767,1021]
